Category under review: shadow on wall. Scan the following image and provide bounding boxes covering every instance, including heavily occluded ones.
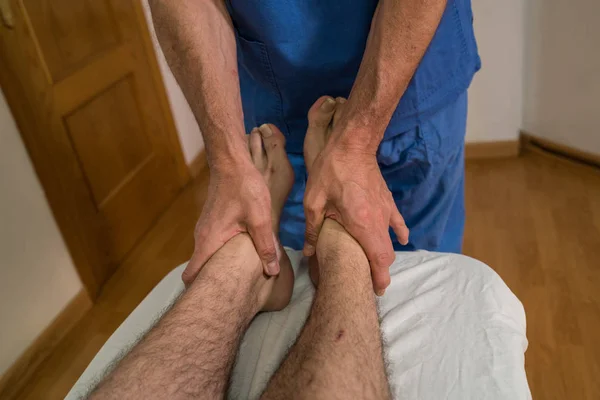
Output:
[142,0,204,164]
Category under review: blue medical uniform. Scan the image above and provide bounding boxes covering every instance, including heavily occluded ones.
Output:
[226,0,481,253]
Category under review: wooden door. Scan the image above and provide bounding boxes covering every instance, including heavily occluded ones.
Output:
[0,0,189,298]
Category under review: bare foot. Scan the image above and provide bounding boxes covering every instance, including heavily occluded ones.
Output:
[303,96,346,288]
[248,124,295,311]
[304,96,345,170]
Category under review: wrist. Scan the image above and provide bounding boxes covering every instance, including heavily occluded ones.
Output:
[329,118,383,156]
[205,125,252,173]
[324,133,379,165]
[208,149,252,175]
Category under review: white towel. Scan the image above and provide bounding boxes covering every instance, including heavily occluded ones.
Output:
[67,250,530,400]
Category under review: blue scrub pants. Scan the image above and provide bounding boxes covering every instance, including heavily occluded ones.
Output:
[279,91,468,254]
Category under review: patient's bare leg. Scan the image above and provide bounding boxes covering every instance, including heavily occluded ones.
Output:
[90,125,294,400]
[262,219,390,399]
[261,97,390,399]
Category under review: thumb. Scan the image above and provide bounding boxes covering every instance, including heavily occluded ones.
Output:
[182,249,205,288]
[248,218,280,276]
[303,198,327,256]
[368,234,395,296]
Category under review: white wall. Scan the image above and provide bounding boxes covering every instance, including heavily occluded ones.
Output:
[466,0,525,143]
[142,1,204,164]
[523,0,600,155]
[0,90,83,376]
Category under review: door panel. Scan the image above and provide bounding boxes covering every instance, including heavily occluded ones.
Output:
[22,0,120,82]
[0,0,189,297]
[52,44,133,114]
[65,76,153,207]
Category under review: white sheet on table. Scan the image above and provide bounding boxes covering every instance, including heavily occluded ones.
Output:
[66,250,530,400]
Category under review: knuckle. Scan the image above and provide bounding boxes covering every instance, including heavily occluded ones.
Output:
[388,190,395,202]
[303,192,316,206]
[304,217,320,235]
[376,273,391,289]
[304,218,315,230]
[388,251,397,263]
[305,227,319,240]
[304,214,316,228]
[252,218,272,234]
[258,245,277,260]
[181,268,196,285]
[304,203,320,218]
[356,207,370,222]
[349,210,370,231]
[373,251,394,267]
[305,231,318,244]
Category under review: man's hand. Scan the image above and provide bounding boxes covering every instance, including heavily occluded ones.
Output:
[303,98,409,295]
[150,0,279,286]
[182,157,279,286]
[300,0,446,295]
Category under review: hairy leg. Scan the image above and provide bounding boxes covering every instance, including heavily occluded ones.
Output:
[90,125,294,400]
[262,219,390,400]
[261,97,390,399]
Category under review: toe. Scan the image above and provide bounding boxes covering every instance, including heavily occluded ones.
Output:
[307,96,336,130]
[258,124,294,205]
[259,123,287,162]
[250,128,266,171]
[305,96,336,169]
[332,97,347,130]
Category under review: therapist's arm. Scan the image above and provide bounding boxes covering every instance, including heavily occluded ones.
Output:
[149,0,281,285]
[303,0,447,294]
[336,0,447,151]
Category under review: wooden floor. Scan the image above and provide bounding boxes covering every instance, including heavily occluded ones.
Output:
[16,172,210,400]
[17,148,600,399]
[464,148,600,399]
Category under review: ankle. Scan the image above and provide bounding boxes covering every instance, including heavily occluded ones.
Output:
[316,222,371,284]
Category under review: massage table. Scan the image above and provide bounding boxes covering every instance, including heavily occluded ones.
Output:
[66,250,531,399]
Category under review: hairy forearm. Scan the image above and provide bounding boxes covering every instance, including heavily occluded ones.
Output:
[149,0,248,170]
[263,220,389,399]
[336,0,447,153]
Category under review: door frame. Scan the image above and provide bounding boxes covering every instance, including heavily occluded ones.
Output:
[0,0,190,300]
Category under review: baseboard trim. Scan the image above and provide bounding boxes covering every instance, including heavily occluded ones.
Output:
[0,289,92,400]
[190,143,520,165]
[521,131,600,169]
[465,140,520,160]
[188,150,208,179]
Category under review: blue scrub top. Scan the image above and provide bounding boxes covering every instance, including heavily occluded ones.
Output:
[227,0,481,153]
